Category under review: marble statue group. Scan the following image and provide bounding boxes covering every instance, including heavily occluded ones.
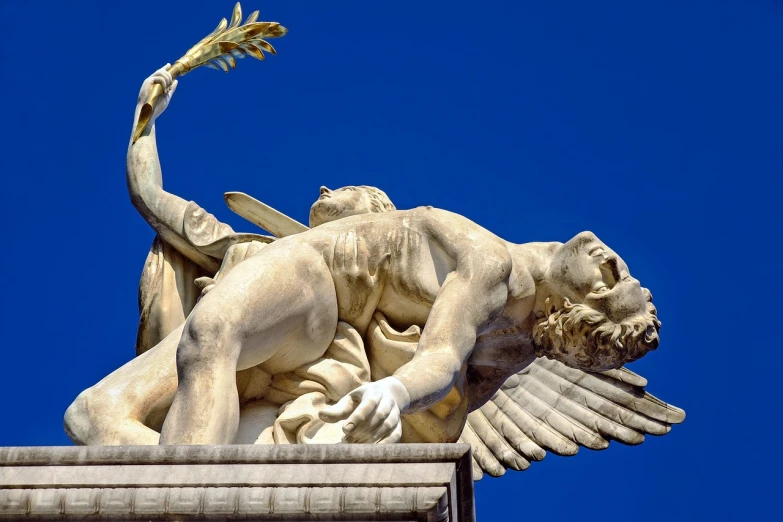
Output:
[64,60,684,480]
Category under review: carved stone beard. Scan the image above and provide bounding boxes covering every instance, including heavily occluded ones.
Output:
[532,291,661,372]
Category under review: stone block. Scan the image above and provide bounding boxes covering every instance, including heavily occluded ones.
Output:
[0,444,474,521]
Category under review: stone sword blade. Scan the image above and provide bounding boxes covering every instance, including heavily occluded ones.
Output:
[224,191,309,238]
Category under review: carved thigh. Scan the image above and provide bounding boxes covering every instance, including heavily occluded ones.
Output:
[183,241,339,374]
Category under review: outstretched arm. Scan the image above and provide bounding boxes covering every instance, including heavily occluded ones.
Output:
[393,249,511,412]
[127,66,218,271]
[321,238,512,443]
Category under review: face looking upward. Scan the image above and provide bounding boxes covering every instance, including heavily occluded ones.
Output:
[548,231,648,323]
[534,230,660,372]
[309,186,376,227]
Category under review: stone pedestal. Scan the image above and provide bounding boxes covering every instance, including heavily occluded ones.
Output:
[0,444,474,521]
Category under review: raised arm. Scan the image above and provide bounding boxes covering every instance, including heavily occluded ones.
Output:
[127,66,220,271]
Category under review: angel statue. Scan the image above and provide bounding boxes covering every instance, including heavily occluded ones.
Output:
[65,64,684,480]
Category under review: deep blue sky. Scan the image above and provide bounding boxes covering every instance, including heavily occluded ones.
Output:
[1,1,781,520]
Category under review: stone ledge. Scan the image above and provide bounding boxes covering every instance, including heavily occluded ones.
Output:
[0,444,475,521]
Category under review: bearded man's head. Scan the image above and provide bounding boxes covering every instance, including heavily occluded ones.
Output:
[533,289,660,371]
[533,231,661,371]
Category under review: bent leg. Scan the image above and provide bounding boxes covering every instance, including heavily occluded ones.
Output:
[64,324,184,445]
[160,242,338,445]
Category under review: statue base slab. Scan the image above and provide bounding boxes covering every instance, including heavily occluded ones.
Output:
[0,444,474,521]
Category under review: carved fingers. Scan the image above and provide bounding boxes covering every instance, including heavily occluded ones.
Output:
[319,378,409,444]
[394,228,421,277]
[335,230,357,274]
[325,232,388,326]
[334,231,364,279]
[343,387,399,443]
[369,252,391,286]
[329,232,387,283]
[194,276,216,300]
[139,65,179,121]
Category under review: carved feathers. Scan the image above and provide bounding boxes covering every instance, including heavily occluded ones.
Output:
[460,358,685,480]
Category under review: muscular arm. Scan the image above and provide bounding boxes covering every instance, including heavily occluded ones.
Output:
[319,210,513,443]
[127,67,220,272]
[393,241,512,413]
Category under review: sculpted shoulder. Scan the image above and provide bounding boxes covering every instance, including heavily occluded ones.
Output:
[303,205,469,232]
[408,206,505,241]
[407,206,512,273]
[299,206,511,282]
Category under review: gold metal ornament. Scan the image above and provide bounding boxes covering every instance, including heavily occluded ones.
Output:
[133,2,287,143]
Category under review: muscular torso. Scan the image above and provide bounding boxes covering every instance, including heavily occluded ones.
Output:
[294,207,539,374]
[301,207,467,326]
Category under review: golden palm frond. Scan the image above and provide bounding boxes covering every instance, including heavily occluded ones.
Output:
[133,2,287,143]
[176,2,287,75]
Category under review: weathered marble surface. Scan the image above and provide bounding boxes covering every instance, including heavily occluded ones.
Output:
[0,444,473,521]
[64,66,685,482]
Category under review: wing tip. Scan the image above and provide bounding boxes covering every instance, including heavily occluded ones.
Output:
[617,366,648,387]
[586,438,611,451]
[505,454,531,471]
[471,458,484,481]
[643,392,687,424]
[669,405,686,424]
[485,465,506,478]
[549,443,579,457]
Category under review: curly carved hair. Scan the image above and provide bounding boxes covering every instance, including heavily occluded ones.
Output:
[357,185,396,213]
[532,288,661,371]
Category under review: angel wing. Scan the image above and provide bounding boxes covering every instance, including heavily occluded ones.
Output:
[459,358,685,480]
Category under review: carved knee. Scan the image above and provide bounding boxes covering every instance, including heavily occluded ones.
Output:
[178,312,235,370]
[64,387,110,445]
[63,391,90,445]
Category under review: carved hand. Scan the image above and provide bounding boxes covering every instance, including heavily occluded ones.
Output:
[324,231,390,328]
[319,377,411,444]
[195,241,268,299]
[137,65,178,123]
